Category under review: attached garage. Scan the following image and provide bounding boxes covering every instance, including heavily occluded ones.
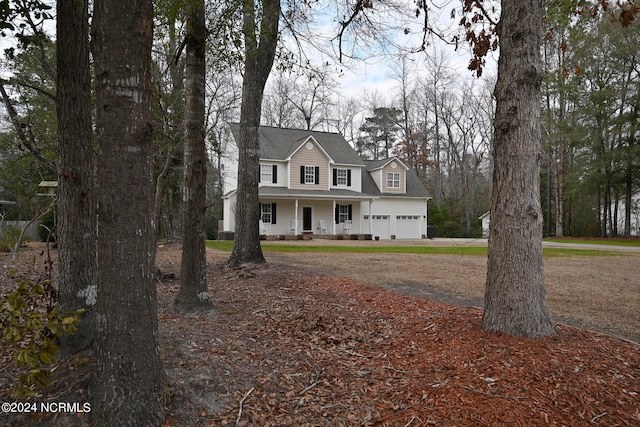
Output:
[395,215,422,239]
[364,215,390,239]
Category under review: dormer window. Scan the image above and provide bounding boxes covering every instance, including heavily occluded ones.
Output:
[387,172,400,188]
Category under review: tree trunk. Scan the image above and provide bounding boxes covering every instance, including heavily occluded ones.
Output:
[226,0,280,267]
[175,0,214,313]
[56,0,97,354]
[623,104,637,237]
[154,13,185,241]
[91,1,165,425]
[482,0,555,338]
[553,148,565,237]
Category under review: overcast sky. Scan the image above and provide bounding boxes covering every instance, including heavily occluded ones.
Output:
[279,0,498,103]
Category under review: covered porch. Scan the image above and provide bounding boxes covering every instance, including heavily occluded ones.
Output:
[257,188,376,239]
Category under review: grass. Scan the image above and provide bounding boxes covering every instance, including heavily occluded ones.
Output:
[206,240,619,257]
[545,237,640,247]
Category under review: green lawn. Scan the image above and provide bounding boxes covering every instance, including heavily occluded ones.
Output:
[545,237,640,247]
[206,241,618,257]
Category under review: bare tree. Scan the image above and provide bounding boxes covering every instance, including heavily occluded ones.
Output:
[226,0,280,267]
[262,73,298,128]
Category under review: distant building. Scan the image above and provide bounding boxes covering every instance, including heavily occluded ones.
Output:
[479,211,490,238]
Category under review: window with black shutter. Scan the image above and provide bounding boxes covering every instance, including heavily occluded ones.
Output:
[260,203,277,224]
[333,168,351,187]
[302,166,318,184]
[335,204,353,223]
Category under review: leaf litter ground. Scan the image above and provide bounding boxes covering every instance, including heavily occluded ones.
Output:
[0,243,638,426]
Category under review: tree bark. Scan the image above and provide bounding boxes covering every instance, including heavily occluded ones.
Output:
[56,0,97,354]
[175,0,214,313]
[226,0,280,267]
[482,0,555,338]
[91,0,165,425]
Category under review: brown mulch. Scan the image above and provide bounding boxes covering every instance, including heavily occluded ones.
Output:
[1,244,639,426]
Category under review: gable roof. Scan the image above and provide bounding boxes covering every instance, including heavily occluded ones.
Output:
[362,159,431,198]
[365,157,409,171]
[286,136,333,162]
[228,123,365,166]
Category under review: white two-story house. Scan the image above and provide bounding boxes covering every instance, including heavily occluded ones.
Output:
[222,124,431,239]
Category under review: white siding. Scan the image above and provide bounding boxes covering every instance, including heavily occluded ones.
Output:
[362,197,427,239]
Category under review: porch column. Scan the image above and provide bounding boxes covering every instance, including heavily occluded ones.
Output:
[369,199,373,235]
[294,199,299,234]
[332,200,336,235]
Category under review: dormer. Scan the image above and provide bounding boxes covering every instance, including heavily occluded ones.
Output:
[366,157,409,194]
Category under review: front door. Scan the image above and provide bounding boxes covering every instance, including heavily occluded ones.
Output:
[302,207,312,232]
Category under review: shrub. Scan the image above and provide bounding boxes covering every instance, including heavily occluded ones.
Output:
[0,226,31,252]
[0,273,84,398]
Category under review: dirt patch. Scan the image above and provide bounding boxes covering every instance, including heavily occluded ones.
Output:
[1,243,639,426]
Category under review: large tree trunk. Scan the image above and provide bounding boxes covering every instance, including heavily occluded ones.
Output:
[482,0,555,338]
[91,1,165,425]
[56,0,96,354]
[226,0,280,267]
[175,0,214,313]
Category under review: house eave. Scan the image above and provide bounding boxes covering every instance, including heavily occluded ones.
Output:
[259,187,376,201]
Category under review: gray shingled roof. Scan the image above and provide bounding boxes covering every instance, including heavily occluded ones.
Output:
[228,123,365,166]
[227,123,430,199]
[362,159,431,198]
[259,187,374,200]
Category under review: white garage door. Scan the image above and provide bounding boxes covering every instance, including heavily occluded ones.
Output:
[364,215,390,239]
[396,215,422,239]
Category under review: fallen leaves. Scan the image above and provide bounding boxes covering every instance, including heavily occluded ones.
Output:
[1,244,639,426]
[155,248,640,426]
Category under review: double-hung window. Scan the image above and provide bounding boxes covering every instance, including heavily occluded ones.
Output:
[387,172,400,189]
[260,164,277,184]
[304,166,316,184]
[338,204,349,223]
[332,168,351,187]
[260,203,272,224]
[260,203,276,224]
[299,166,319,184]
[335,204,352,224]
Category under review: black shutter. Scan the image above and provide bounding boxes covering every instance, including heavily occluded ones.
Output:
[348,204,353,221]
[314,166,319,184]
[300,165,305,184]
[271,203,277,224]
[335,204,339,224]
[347,170,351,186]
[333,168,337,186]
[258,167,261,183]
[272,165,277,183]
